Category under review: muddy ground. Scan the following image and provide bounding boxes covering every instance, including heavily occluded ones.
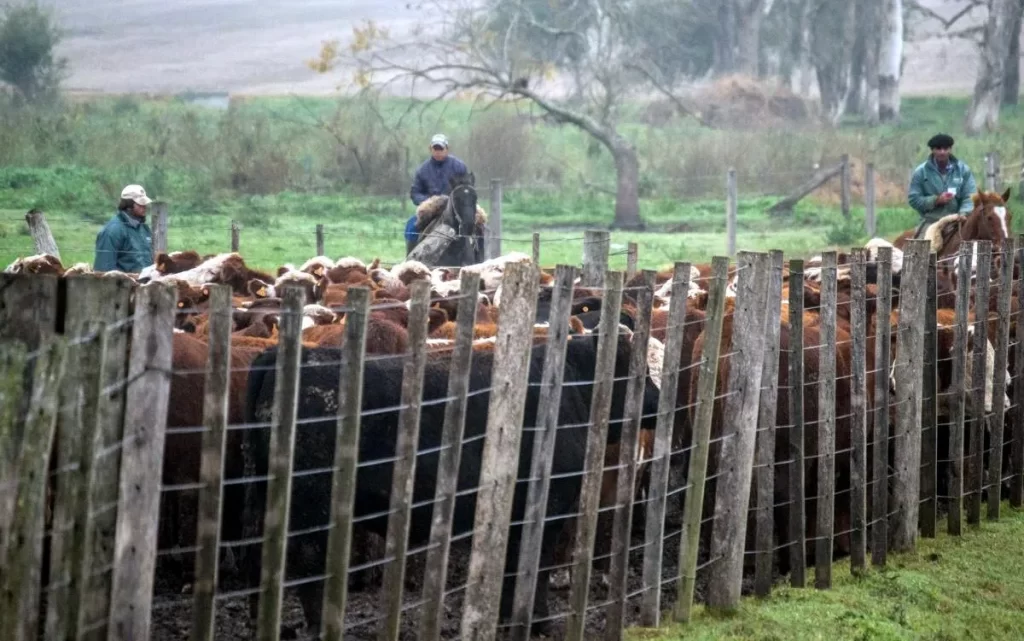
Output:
[149,508,760,641]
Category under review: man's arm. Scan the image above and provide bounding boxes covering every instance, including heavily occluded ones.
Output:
[94,225,121,272]
[907,167,935,214]
[410,164,429,206]
[957,166,978,214]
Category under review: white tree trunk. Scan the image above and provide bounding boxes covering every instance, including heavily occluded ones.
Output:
[966,0,1019,134]
[878,0,903,123]
[861,0,882,123]
[736,0,767,75]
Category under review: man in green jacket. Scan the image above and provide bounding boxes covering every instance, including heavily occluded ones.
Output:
[907,133,977,238]
[94,184,154,273]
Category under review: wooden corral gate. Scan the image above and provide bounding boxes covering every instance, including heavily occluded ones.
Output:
[2,236,1024,641]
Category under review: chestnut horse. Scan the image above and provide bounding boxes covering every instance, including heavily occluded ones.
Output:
[892,189,1013,267]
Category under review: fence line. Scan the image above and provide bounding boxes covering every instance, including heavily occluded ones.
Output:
[0,235,1023,640]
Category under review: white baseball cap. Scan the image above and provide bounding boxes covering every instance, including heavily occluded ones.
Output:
[430,133,449,148]
[121,184,153,206]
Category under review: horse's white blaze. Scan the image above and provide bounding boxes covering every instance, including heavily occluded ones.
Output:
[994,206,1009,239]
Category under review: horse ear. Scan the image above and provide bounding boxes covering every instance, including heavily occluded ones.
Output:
[466,171,475,186]
[1002,187,1012,203]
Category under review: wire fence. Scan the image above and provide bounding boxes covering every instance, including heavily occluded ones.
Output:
[1,231,1022,641]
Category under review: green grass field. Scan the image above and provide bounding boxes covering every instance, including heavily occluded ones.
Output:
[628,504,1024,641]
[0,94,1022,271]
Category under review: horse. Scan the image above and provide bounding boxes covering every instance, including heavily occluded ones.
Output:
[892,189,1013,270]
[406,172,487,268]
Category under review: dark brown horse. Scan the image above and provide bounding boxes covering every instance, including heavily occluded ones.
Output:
[893,188,1013,265]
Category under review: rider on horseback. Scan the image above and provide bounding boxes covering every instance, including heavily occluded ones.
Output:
[907,133,977,238]
[405,133,469,245]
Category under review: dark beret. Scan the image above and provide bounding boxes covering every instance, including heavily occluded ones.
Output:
[928,133,954,149]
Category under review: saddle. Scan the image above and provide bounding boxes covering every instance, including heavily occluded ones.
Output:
[919,214,963,252]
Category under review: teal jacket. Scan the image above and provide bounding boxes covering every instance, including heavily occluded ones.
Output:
[94,210,153,273]
[907,155,977,224]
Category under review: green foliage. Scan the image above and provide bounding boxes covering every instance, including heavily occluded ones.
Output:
[630,504,1024,641]
[0,2,66,104]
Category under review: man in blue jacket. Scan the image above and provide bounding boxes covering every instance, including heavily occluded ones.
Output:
[907,133,977,238]
[94,184,154,273]
[405,133,469,247]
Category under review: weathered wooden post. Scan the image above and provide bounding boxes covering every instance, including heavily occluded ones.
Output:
[840,153,851,219]
[967,241,992,525]
[872,247,893,564]
[582,229,610,288]
[316,223,325,257]
[459,262,539,641]
[532,232,540,265]
[920,253,939,538]
[108,282,177,641]
[626,241,638,278]
[24,209,60,260]
[891,240,929,552]
[1013,236,1024,507]
[988,236,1016,520]
[788,259,807,585]
[231,220,240,252]
[486,178,503,259]
[815,251,838,589]
[151,202,168,257]
[726,168,737,256]
[707,251,771,610]
[849,249,869,567]
[948,242,973,535]
[864,163,876,237]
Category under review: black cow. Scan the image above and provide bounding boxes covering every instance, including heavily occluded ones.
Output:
[242,332,660,638]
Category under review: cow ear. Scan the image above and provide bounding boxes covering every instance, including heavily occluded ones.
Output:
[1002,187,1012,203]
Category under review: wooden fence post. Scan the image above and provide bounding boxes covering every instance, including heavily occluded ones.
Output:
[605,270,654,640]
[890,240,928,553]
[231,220,240,252]
[1012,236,1024,507]
[849,250,869,568]
[0,337,67,641]
[639,261,691,627]
[108,282,177,641]
[920,253,939,538]
[0,273,59,347]
[508,266,575,641]
[967,241,992,525]
[815,251,838,589]
[626,241,638,278]
[320,287,371,641]
[986,152,998,192]
[840,154,851,219]
[24,209,60,260]
[864,163,876,237]
[380,281,431,641]
[707,251,771,610]
[459,262,539,641]
[532,232,540,266]
[872,247,893,564]
[754,250,784,597]
[190,285,232,641]
[788,260,807,586]
[565,270,622,641]
[673,256,729,621]
[256,285,305,641]
[486,179,503,259]
[726,168,737,257]
[56,277,132,641]
[151,202,168,257]
[988,236,1016,520]
[582,230,610,288]
[948,242,973,535]
[316,223,325,257]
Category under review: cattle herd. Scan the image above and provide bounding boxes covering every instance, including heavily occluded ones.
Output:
[3,237,1020,639]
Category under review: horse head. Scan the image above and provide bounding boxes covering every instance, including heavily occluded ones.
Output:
[448,172,478,243]
[959,188,1012,274]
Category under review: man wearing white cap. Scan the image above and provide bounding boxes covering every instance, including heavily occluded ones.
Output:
[94,184,154,273]
[405,133,469,245]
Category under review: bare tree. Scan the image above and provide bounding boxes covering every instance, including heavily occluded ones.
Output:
[878,0,903,122]
[317,0,711,230]
[1003,2,1024,106]
[965,0,1020,133]
[810,0,857,125]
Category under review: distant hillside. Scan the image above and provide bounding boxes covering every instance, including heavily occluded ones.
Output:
[43,0,1007,97]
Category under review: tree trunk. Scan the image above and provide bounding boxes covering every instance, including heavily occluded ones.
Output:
[878,0,903,123]
[611,144,643,230]
[861,0,882,122]
[736,0,766,75]
[811,0,857,125]
[846,2,867,116]
[1003,2,1023,106]
[966,0,1019,134]
[715,0,738,74]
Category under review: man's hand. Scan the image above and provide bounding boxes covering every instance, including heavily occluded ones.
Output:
[935,192,954,206]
